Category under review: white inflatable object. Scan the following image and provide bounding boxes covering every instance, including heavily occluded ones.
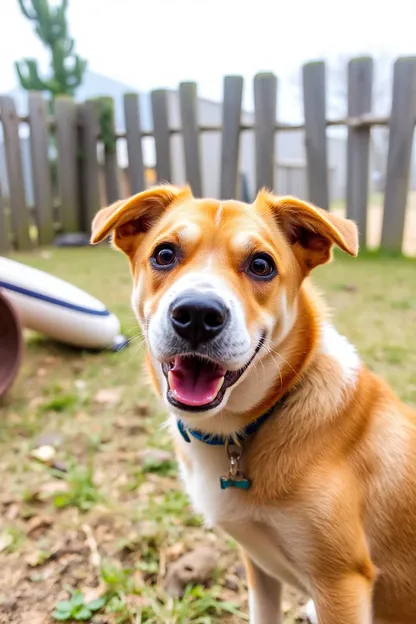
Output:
[0,257,126,350]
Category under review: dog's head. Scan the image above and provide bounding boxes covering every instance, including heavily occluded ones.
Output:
[91,185,358,420]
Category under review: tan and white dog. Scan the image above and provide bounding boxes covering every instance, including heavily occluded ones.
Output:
[91,184,416,624]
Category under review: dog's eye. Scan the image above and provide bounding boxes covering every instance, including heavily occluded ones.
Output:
[248,254,276,279]
[151,244,177,268]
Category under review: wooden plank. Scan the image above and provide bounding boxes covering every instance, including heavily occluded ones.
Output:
[381,56,416,252]
[28,92,54,245]
[254,73,278,192]
[123,93,145,194]
[151,89,172,182]
[302,61,329,209]
[179,82,202,196]
[0,96,31,249]
[346,57,373,247]
[77,100,100,231]
[0,179,8,253]
[98,97,120,204]
[220,75,243,199]
[111,114,396,140]
[55,96,80,232]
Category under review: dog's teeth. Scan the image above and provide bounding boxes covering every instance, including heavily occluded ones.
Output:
[168,371,173,389]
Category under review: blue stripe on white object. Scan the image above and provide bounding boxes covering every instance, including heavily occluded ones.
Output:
[0,257,126,350]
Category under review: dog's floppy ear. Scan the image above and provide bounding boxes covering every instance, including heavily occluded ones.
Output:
[90,184,192,255]
[260,192,359,271]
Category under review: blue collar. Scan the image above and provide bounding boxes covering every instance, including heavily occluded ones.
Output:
[176,400,281,446]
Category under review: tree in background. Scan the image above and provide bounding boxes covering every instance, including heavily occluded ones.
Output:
[14,0,87,99]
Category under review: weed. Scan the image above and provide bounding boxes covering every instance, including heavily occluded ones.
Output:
[138,584,248,623]
[42,393,78,413]
[52,589,105,621]
[0,526,26,553]
[52,463,103,512]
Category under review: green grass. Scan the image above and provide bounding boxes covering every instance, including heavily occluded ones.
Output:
[0,245,415,622]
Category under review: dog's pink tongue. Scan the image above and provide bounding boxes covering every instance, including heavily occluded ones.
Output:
[168,356,226,406]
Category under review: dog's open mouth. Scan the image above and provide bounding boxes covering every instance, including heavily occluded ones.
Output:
[162,335,265,412]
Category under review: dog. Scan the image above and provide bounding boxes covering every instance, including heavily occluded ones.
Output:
[91,184,416,624]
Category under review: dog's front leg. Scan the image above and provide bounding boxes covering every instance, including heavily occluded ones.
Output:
[312,573,374,624]
[243,552,283,623]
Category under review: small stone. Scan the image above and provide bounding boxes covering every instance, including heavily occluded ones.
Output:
[30,445,56,464]
[163,547,218,598]
[94,388,122,406]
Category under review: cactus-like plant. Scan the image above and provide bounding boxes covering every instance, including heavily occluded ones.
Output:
[15,0,87,98]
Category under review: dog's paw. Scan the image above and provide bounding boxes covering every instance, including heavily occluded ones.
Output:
[303,600,318,624]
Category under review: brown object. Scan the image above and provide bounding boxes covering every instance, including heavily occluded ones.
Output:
[163,547,218,598]
[0,289,23,397]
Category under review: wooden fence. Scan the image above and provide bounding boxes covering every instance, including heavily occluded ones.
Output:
[1,55,416,254]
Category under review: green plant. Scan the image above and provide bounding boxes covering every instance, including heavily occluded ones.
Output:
[52,462,103,512]
[100,559,136,595]
[15,0,87,98]
[138,584,248,623]
[100,559,139,623]
[141,456,177,477]
[52,589,105,621]
[0,526,26,553]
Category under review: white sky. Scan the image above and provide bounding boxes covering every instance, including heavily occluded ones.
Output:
[1,0,415,107]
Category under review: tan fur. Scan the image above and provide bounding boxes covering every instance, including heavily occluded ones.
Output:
[91,185,416,624]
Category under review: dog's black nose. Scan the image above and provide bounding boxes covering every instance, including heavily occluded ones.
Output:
[169,293,228,345]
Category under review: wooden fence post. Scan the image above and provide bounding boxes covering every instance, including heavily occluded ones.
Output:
[254,73,278,192]
[0,96,31,249]
[28,92,54,245]
[77,100,100,232]
[0,179,8,253]
[124,93,145,194]
[55,96,80,232]
[179,82,202,196]
[220,75,243,199]
[303,61,329,210]
[346,57,373,247]
[151,90,172,182]
[99,98,120,204]
[381,56,416,252]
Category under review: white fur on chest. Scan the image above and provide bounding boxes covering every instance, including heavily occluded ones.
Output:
[173,423,310,591]
[174,426,253,526]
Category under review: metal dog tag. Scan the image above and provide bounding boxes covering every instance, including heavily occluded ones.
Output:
[220,441,251,490]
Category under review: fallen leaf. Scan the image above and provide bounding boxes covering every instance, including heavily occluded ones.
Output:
[137,449,172,464]
[0,531,13,552]
[165,542,185,561]
[37,481,69,501]
[26,515,54,536]
[44,355,59,364]
[82,582,106,604]
[5,503,20,520]
[163,547,218,598]
[134,401,150,416]
[25,550,50,567]
[94,388,122,406]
